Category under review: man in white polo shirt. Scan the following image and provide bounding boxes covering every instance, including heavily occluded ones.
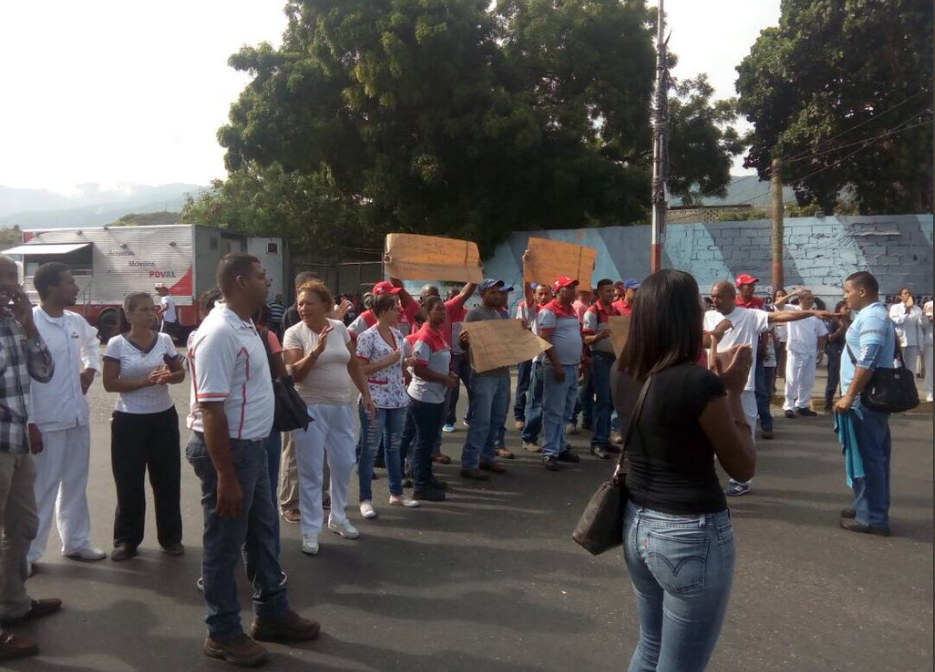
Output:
[187,253,319,667]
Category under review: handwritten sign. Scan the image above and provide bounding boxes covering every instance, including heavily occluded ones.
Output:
[463,319,552,374]
[385,234,483,283]
[523,238,596,290]
[607,316,631,358]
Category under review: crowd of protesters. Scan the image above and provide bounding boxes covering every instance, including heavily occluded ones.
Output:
[0,250,928,668]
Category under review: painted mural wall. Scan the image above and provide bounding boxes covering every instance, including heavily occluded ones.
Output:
[480,214,933,306]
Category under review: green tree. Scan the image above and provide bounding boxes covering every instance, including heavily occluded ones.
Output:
[209,0,743,256]
[736,0,933,213]
[667,75,745,205]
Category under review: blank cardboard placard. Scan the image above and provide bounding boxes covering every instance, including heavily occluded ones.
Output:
[463,319,552,374]
[385,234,483,283]
[607,315,631,358]
[523,238,596,290]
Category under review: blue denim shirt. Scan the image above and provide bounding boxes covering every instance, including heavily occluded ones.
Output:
[840,302,896,393]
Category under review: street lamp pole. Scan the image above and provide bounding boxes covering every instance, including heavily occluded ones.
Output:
[650,0,669,273]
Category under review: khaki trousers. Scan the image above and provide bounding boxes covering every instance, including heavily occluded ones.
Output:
[0,452,39,624]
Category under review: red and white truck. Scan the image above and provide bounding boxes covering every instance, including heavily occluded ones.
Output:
[3,224,287,341]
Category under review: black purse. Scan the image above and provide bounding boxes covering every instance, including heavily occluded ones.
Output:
[572,375,653,556]
[845,325,919,414]
[259,328,313,432]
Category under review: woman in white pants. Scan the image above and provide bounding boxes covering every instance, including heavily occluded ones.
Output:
[283,281,375,556]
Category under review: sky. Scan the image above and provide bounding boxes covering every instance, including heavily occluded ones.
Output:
[0,0,780,194]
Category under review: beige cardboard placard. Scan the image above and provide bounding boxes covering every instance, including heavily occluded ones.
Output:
[385,234,483,283]
[607,315,631,358]
[523,238,596,290]
[463,319,552,374]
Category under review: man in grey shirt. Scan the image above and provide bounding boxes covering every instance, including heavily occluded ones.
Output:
[458,279,512,481]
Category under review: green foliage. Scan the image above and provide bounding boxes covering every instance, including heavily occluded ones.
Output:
[736,0,933,214]
[207,0,742,257]
[0,227,21,247]
[110,212,181,227]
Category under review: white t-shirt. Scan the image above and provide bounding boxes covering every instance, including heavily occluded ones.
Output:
[160,295,177,323]
[889,303,923,347]
[923,301,934,347]
[104,333,180,414]
[283,318,352,406]
[703,306,769,391]
[785,306,828,356]
[187,303,274,441]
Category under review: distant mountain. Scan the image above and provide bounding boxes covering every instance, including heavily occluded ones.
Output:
[0,183,205,230]
[667,175,797,208]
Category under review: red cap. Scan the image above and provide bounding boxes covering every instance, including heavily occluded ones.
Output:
[373,281,402,296]
[734,273,759,287]
[552,276,579,291]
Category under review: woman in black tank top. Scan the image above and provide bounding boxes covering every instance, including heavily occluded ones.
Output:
[612,269,756,672]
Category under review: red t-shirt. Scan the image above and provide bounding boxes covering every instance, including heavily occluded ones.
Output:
[736,296,765,310]
[612,299,633,317]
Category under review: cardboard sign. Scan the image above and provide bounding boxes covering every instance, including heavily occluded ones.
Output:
[523,238,597,291]
[463,319,552,374]
[385,234,483,283]
[607,315,631,358]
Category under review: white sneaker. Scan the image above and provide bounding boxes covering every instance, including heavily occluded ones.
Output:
[301,535,320,555]
[328,518,360,539]
[360,501,378,519]
[389,495,420,509]
[65,546,107,562]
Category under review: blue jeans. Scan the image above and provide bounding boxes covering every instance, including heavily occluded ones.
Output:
[514,360,532,421]
[573,364,595,428]
[624,502,735,672]
[541,364,578,458]
[262,430,282,558]
[408,398,445,492]
[445,353,473,426]
[460,374,510,469]
[590,353,615,447]
[186,433,289,641]
[754,359,773,431]
[521,362,545,444]
[850,400,892,528]
[359,407,406,500]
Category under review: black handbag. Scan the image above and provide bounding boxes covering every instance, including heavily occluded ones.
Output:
[845,325,919,414]
[259,328,313,432]
[572,375,653,556]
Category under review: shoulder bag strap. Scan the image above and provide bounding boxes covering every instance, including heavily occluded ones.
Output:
[846,323,905,369]
[612,375,653,483]
[258,327,279,381]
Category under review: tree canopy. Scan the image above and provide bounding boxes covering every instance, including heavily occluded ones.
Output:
[736,0,933,213]
[192,0,742,258]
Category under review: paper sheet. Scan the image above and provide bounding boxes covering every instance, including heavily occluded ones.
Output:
[463,319,552,374]
[385,234,483,283]
[523,238,597,290]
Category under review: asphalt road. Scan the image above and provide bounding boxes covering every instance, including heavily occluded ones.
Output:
[9,372,933,672]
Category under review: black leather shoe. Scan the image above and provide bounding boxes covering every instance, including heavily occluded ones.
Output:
[840,508,856,519]
[111,544,137,562]
[557,449,580,463]
[797,408,818,417]
[839,517,891,537]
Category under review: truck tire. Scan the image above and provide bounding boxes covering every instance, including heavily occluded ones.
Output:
[97,309,121,343]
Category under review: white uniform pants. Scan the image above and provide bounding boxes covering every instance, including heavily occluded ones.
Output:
[903,345,920,376]
[924,345,933,401]
[729,390,758,487]
[292,403,356,539]
[28,426,93,563]
[784,352,817,412]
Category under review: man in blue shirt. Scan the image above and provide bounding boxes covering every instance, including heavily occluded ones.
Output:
[834,271,896,537]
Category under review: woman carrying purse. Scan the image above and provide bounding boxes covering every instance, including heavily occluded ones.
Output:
[612,270,756,672]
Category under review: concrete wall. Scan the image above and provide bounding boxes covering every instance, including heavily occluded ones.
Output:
[482,214,933,306]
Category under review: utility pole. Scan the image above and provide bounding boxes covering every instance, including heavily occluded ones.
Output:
[650,0,669,273]
[771,157,784,295]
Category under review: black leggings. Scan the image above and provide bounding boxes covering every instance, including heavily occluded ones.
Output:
[111,407,182,548]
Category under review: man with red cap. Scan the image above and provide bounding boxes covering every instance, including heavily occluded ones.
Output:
[734,273,774,441]
[536,274,584,471]
[347,281,420,340]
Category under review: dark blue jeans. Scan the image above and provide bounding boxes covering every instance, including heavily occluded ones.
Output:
[263,430,281,558]
[754,359,773,431]
[850,401,892,528]
[573,364,595,428]
[445,353,473,426]
[187,433,288,641]
[408,398,445,492]
[590,352,615,447]
[514,360,533,421]
[825,349,842,409]
[521,362,545,444]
